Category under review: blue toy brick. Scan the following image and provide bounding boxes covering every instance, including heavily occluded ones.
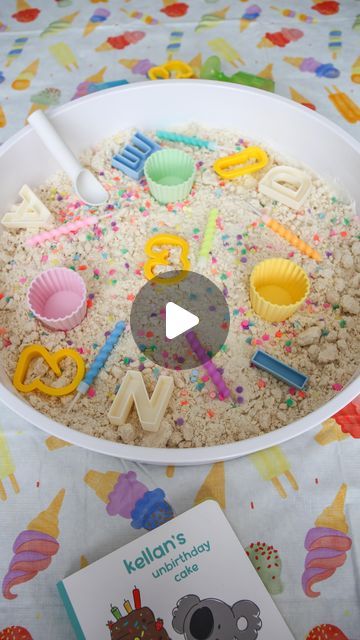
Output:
[111,131,161,180]
[251,349,308,390]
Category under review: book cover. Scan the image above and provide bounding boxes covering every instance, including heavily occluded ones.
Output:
[58,500,294,640]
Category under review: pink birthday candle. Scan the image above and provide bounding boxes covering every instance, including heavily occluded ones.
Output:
[186,330,231,399]
[26,215,100,246]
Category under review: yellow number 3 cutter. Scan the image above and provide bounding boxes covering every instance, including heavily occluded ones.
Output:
[144,233,190,285]
[213,146,268,180]
[13,344,85,397]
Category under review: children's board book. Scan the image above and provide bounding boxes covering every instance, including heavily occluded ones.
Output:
[57,500,294,640]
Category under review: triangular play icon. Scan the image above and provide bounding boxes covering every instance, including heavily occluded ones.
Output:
[165,302,199,340]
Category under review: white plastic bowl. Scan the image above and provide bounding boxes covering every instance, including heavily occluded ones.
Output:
[0,80,359,465]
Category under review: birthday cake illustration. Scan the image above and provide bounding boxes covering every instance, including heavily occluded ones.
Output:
[106,588,170,640]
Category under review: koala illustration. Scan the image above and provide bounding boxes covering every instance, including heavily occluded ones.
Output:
[172,595,262,640]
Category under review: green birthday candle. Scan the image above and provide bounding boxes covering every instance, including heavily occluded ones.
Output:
[198,208,218,267]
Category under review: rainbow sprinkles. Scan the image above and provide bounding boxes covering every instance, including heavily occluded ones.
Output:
[0,124,359,448]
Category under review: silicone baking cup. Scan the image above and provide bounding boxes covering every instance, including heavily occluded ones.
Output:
[144,149,195,204]
[250,258,310,322]
[27,267,87,331]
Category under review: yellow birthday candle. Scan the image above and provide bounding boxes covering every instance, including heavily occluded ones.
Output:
[0,426,20,501]
[11,59,39,90]
[48,42,78,71]
[208,37,244,67]
[195,7,229,33]
[40,11,79,38]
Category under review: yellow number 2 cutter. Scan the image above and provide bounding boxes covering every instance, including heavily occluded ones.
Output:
[213,146,268,180]
[13,344,85,397]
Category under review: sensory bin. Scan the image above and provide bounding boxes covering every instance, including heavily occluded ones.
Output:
[0,125,359,449]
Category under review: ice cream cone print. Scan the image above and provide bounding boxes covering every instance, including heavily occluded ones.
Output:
[285,56,340,78]
[258,36,273,48]
[189,53,202,77]
[194,462,225,509]
[258,28,303,48]
[49,42,78,71]
[284,56,303,69]
[208,38,244,67]
[118,58,153,75]
[28,488,65,538]
[27,87,61,120]
[2,489,65,599]
[0,105,6,129]
[325,85,360,123]
[96,41,113,52]
[302,484,352,597]
[315,484,348,533]
[312,1,339,16]
[84,469,120,504]
[161,2,189,18]
[251,446,298,499]
[96,31,145,52]
[87,66,107,83]
[332,400,360,438]
[119,58,139,70]
[11,59,39,90]
[351,56,360,83]
[195,7,229,32]
[85,469,174,531]
[12,0,40,23]
[83,8,110,37]
[290,87,316,110]
[45,435,72,450]
[258,63,274,79]
[315,419,349,445]
[240,4,261,31]
[40,11,79,38]
[0,427,19,501]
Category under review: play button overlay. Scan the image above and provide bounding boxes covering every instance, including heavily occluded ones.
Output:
[130,270,230,371]
[166,302,199,340]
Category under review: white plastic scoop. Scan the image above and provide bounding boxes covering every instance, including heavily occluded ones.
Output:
[28,110,108,206]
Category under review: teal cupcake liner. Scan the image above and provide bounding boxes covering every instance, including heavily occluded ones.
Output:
[144,148,195,204]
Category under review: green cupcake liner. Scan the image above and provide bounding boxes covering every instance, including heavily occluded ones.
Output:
[144,148,195,204]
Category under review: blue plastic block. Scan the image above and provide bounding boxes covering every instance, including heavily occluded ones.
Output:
[111,131,161,180]
[251,349,308,390]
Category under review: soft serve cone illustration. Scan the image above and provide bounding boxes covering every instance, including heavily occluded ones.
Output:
[2,489,65,599]
[302,484,352,597]
[84,469,174,531]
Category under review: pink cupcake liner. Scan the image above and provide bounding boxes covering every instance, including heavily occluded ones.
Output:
[27,267,87,331]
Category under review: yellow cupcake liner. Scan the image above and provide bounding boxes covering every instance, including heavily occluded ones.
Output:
[250,258,310,322]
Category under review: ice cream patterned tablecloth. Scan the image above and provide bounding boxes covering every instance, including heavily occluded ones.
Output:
[0,1,360,639]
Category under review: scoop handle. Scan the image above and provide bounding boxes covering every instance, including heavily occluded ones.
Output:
[28,110,82,182]
[265,216,322,262]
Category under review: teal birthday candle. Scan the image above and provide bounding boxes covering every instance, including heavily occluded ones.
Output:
[198,208,218,266]
[156,130,217,150]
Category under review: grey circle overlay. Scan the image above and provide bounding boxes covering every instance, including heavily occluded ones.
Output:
[130,270,230,371]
